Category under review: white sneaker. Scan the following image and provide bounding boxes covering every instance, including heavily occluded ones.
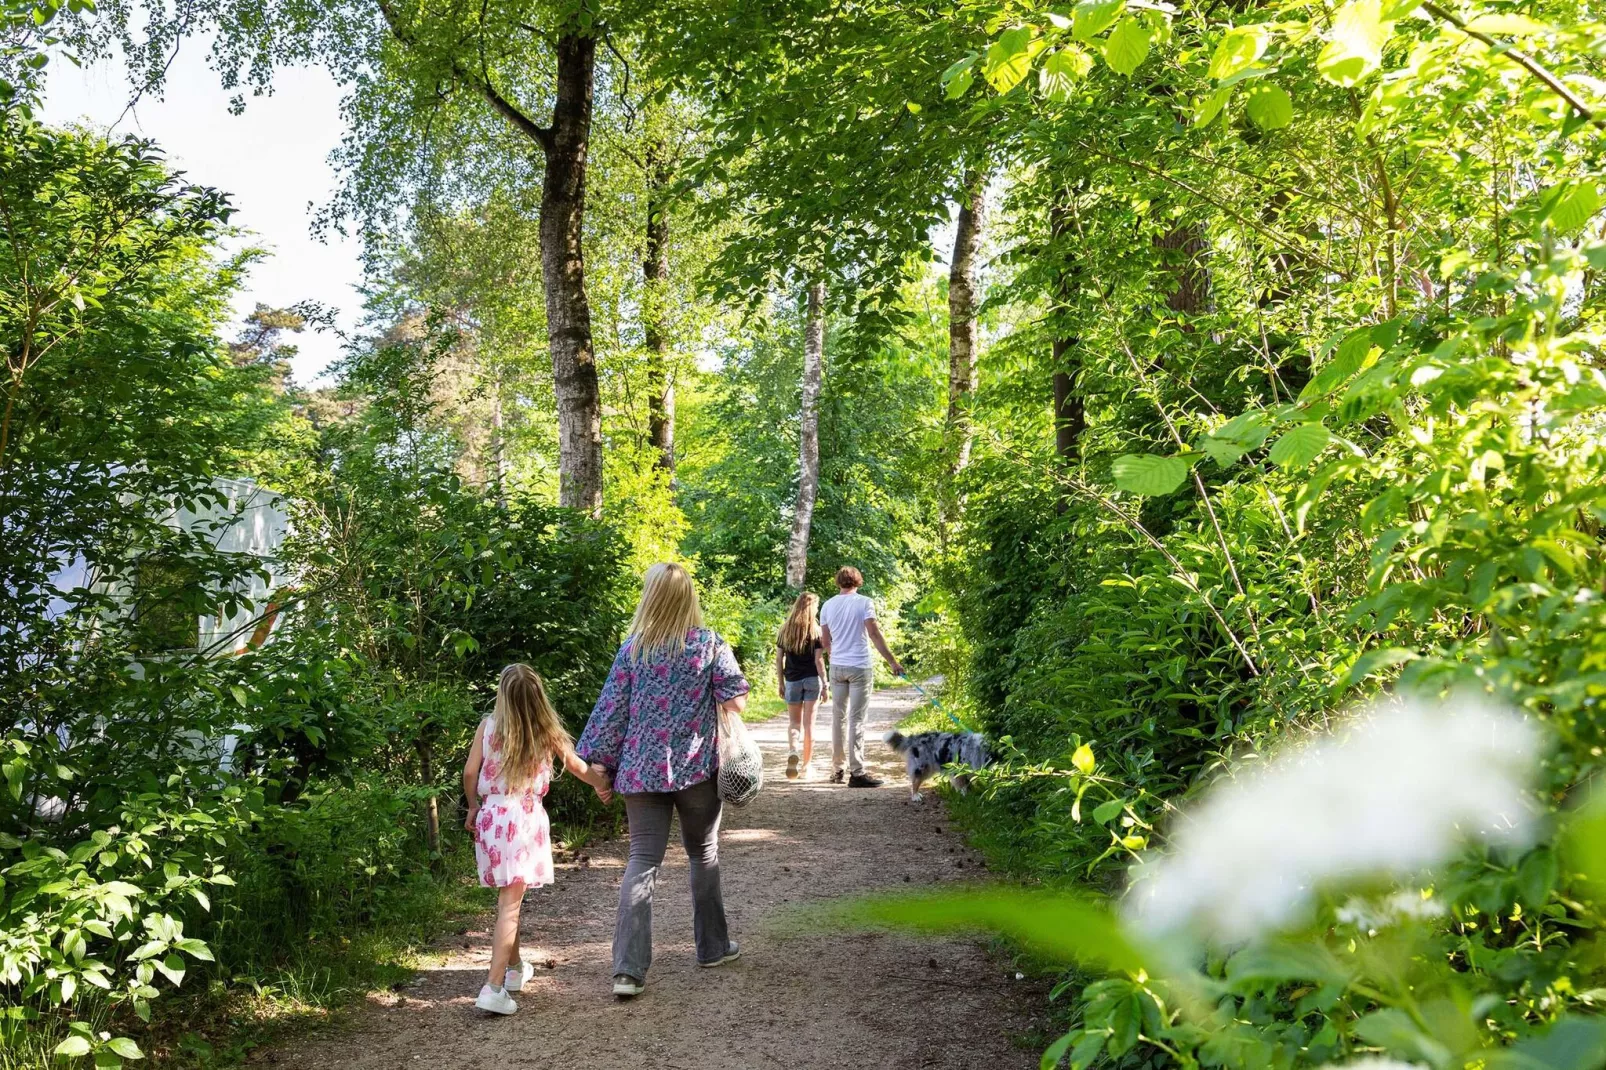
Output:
[698,942,741,968]
[612,974,644,998]
[475,984,517,1015]
[504,960,534,992]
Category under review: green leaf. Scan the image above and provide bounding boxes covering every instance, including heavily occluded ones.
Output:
[1245,84,1293,129]
[945,67,975,100]
[1342,646,1418,687]
[1042,1031,1076,1070]
[1207,26,1267,80]
[1545,182,1601,234]
[105,1038,143,1061]
[1317,0,1392,86]
[1092,798,1124,824]
[1073,0,1126,40]
[1566,792,1606,901]
[1301,327,1375,400]
[174,938,214,961]
[1102,17,1151,76]
[1072,743,1095,775]
[1353,1008,1452,1066]
[1485,1016,1606,1070]
[1201,433,1246,466]
[54,1035,92,1058]
[845,888,1144,973]
[1039,47,1094,100]
[1267,423,1332,468]
[155,953,186,986]
[983,27,1038,93]
[1226,942,1353,988]
[1518,848,1558,909]
[1112,454,1190,496]
[940,54,978,86]
[1193,85,1232,127]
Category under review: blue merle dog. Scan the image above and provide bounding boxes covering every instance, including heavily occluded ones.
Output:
[882,729,991,803]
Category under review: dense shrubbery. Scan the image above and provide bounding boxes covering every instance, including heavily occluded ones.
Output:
[0,108,631,1066]
[895,0,1606,1065]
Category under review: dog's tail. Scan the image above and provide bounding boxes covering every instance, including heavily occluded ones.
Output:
[883,730,908,752]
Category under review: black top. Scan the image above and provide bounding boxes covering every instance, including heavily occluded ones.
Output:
[781,637,823,681]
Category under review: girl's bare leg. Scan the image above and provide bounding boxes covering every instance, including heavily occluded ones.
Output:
[800,698,818,768]
[486,882,525,987]
[787,703,804,756]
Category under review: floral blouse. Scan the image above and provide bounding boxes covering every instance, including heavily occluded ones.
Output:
[577,627,750,794]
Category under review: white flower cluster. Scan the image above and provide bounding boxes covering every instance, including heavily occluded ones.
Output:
[1334,890,1446,935]
[1123,694,1539,945]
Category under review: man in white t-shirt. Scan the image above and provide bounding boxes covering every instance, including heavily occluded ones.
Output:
[820,566,905,787]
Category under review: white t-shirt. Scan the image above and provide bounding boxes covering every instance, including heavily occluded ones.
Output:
[821,591,877,669]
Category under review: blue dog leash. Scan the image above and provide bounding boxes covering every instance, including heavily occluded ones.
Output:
[897,674,968,733]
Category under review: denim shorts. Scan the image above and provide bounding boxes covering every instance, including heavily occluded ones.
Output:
[783,677,821,703]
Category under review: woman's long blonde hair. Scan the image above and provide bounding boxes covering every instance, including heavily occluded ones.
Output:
[492,664,573,788]
[627,562,704,662]
[777,592,820,655]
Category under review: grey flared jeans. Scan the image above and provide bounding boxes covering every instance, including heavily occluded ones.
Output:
[613,777,733,982]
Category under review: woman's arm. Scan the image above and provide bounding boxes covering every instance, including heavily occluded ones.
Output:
[462,723,484,832]
[575,645,633,773]
[815,647,829,696]
[776,646,787,699]
[711,637,751,715]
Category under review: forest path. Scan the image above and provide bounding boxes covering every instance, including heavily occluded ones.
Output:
[271,683,1047,1070]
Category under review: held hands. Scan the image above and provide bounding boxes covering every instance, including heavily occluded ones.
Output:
[586,762,615,804]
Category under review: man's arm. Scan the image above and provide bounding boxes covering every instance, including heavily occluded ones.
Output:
[820,623,833,655]
[864,619,904,676]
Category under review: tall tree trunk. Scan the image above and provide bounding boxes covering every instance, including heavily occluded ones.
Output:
[540,33,603,516]
[1050,190,1085,465]
[643,149,675,476]
[947,166,987,484]
[784,282,826,590]
[1156,225,1210,316]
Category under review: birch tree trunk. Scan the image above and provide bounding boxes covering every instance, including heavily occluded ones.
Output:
[784,281,825,590]
[643,147,675,476]
[539,33,604,516]
[947,166,987,481]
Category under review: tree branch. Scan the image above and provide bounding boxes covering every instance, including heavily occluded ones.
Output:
[1422,1,1603,131]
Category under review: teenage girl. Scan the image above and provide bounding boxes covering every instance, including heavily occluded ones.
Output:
[775,592,829,780]
[463,663,613,1015]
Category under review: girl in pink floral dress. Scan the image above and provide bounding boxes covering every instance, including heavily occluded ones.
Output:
[462,664,613,1015]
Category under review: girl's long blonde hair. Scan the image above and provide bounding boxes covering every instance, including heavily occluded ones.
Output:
[492,664,573,788]
[777,592,821,655]
[627,562,704,662]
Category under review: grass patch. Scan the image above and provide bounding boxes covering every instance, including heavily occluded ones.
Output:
[742,691,789,723]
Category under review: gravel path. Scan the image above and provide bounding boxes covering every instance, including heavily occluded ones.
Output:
[270,683,1046,1069]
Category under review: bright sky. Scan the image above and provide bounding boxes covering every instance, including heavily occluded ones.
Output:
[41,43,363,384]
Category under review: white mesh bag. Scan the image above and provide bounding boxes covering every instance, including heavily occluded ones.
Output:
[717,706,764,807]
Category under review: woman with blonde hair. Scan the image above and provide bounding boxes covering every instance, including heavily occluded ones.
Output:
[577,562,750,998]
[774,591,828,780]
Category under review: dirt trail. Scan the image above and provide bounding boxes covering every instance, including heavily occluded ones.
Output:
[273,684,1046,1069]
